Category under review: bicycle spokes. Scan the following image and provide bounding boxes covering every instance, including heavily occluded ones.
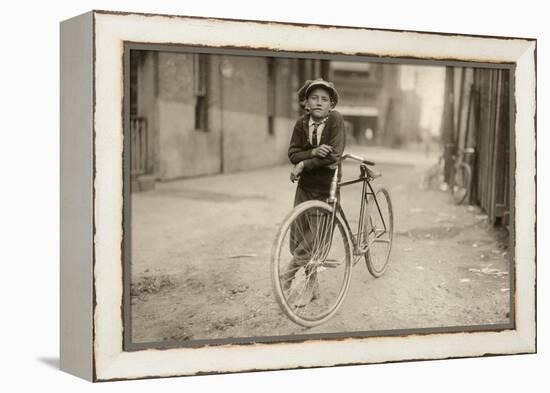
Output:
[274,203,352,324]
[365,188,394,277]
[451,163,472,204]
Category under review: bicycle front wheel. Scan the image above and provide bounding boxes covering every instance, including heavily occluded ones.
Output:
[451,163,472,205]
[271,200,352,327]
[365,187,394,278]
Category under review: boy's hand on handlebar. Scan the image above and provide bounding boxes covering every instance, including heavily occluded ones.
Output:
[290,162,304,182]
[312,144,333,158]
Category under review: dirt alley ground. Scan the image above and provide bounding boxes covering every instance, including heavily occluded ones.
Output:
[130,146,511,345]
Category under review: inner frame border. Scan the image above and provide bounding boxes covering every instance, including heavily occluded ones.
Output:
[121,41,517,352]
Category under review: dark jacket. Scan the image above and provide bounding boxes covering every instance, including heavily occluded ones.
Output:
[288,110,346,194]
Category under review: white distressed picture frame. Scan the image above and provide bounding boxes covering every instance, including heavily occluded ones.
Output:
[60,10,536,382]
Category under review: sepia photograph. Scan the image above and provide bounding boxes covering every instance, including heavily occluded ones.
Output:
[124,46,514,349]
[57,9,537,381]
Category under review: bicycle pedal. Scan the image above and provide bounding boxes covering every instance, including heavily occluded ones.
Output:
[322,259,341,268]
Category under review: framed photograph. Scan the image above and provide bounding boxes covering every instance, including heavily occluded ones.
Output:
[60,10,536,381]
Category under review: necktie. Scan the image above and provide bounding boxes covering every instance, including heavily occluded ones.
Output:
[311,121,322,146]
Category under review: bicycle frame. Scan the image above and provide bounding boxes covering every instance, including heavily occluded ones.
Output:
[324,155,388,259]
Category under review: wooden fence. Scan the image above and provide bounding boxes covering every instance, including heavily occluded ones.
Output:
[443,67,511,227]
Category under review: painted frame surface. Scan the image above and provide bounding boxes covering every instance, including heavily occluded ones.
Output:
[72,10,536,381]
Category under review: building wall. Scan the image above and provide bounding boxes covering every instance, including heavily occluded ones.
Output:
[136,52,158,175]
[134,51,298,181]
[144,52,224,180]
[219,56,294,173]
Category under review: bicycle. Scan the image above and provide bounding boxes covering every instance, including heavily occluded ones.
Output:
[449,147,474,205]
[421,145,474,205]
[271,153,394,327]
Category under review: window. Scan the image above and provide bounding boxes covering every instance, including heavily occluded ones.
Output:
[129,50,141,117]
[193,54,209,131]
[267,58,276,135]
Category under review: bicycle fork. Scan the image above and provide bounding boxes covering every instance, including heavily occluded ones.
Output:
[355,179,371,255]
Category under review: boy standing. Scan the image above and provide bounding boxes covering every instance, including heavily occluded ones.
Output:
[283,78,346,304]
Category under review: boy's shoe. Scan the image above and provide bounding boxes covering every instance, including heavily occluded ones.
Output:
[294,279,320,307]
[281,257,308,291]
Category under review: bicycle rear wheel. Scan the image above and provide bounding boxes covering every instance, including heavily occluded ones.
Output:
[365,187,394,278]
[451,163,472,205]
[271,200,352,327]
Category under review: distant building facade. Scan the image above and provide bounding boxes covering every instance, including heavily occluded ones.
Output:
[330,61,437,148]
[329,61,402,145]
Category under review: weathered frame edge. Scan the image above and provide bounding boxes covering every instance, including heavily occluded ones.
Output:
[59,10,95,382]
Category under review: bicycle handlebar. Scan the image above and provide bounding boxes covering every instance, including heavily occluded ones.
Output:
[341,153,376,166]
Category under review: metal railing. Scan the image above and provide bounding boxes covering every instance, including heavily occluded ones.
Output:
[130,117,149,177]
